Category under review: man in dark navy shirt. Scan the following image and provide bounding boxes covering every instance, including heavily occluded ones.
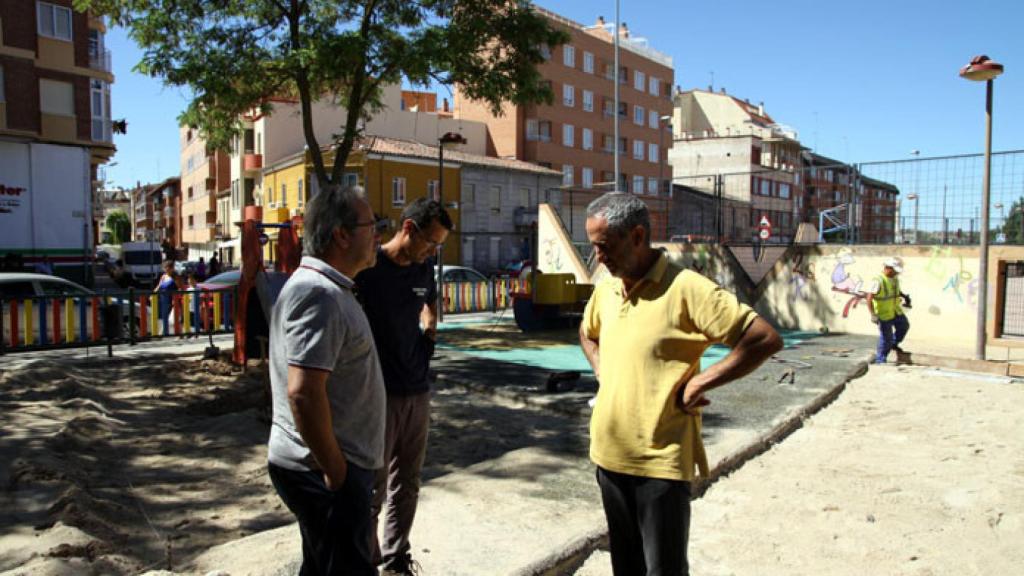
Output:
[355,197,452,576]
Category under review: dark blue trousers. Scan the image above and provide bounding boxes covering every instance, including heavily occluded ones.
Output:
[268,462,376,576]
[876,313,910,363]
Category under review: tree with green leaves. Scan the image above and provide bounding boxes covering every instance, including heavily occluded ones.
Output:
[76,0,566,188]
[105,209,131,244]
[998,197,1024,244]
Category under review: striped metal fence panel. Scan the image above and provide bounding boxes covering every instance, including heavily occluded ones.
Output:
[0,287,236,354]
[440,277,531,314]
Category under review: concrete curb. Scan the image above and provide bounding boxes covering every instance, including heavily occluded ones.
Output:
[505,352,874,576]
[906,351,1024,377]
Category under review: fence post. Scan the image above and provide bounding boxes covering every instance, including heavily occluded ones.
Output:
[491,278,497,313]
[128,288,136,345]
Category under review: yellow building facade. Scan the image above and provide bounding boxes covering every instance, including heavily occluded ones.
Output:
[260,140,463,265]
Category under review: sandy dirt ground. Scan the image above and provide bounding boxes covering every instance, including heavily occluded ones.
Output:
[576,364,1024,576]
[0,353,589,575]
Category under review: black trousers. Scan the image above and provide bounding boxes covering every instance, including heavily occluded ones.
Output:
[596,466,692,576]
[268,462,377,576]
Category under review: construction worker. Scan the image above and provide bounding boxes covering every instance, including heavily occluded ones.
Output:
[867,257,910,364]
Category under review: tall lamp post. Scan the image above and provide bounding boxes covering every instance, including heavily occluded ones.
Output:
[960,54,1004,361]
[437,131,467,323]
[906,193,919,243]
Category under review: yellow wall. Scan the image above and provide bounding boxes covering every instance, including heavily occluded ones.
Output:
[262,161,308,211]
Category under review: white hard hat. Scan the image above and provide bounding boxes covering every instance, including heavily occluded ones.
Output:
[883,257,903,273]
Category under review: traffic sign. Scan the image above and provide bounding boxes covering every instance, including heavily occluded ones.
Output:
[759,215,772,229]
[759,228,771,240]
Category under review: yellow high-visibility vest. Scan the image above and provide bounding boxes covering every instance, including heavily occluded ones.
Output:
[871,275,902,321]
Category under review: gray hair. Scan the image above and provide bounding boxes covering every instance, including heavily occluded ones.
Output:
[585,193,650,238]
[303,184,367,257]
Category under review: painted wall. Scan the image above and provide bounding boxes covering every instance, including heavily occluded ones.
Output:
[756,245,991,352]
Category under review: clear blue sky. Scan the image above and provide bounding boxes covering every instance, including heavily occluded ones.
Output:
[102,0,1024,189]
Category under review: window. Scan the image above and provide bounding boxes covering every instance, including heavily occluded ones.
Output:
[520,188,531,207]
[539,44,551,60]
[649,76,660,97]
[489,186,501,211]
[392,177,406,206]
[563,45,575,67]
[618,137,627,154]
[582,90,594,112]
[582,128,593,151]
[463,183,476,206]
[618,101,627,117]
[186,157,194,173]
[563,124,574,148]
[91,79,110,141]
[634,105,645,126]
[188,215,195,229]
[648,143,659,164]
[649,110,659,129]
[39,79,73,115]
[563,84,575,107]
[231,179,240,207]
[583,51,594,73]
[634,70,645,91]
[0,281,35,299]
[562,164,574,186]
[760,179,771,196]
[187,186,193,200]
[37,2,73,41]
[619,66,628,84]
[428,179,439,201]
[280,183,287,207]
[343,173,358,188]
[779,182,791,199]
[633,175,644,194]
[526,119,551,142]
[298,178,305,206]
[602,134,614,153]
[1,66,7,102]
[648,178,658,195]
[582,167,594,188]
[633,140,644,161]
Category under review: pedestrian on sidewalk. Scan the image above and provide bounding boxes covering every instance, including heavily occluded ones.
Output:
[356,197,451,576]
[209,253,221,277]
[866,257,911,364]
[579,193,782,576]
[266,185,385,575]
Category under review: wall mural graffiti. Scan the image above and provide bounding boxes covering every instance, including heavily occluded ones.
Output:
[540,237,563,274]
[787,252,816,303]
[828,248,868,318]
[942,257,978,308]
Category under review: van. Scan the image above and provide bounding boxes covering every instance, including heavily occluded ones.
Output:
[121,242,164,287]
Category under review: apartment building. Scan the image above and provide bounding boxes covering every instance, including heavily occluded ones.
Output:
[199,84,487,265]
[0,0,115,274]
[802,152,898,243]
[454,9,675,242]
[859,175,898,243]
[259,135,561,271]
[668,88,802,242]
[179,126,231,261]
[131,177,181,249]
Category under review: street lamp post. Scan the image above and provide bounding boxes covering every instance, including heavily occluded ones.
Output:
[960,54,1004,361]
[437,131,467,323]
[906,193,919,243]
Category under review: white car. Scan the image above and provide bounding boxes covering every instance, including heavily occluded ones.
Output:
[0,273,136,346]
[435,265,488,284]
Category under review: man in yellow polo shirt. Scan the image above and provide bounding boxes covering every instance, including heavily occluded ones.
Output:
[579,193,783,576]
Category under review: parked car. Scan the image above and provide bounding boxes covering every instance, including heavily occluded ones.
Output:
[435,265,488,284]
[0,273,137,344]
[195,269,288,329]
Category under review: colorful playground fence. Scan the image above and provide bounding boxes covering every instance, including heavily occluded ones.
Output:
[440,276,530,314]
[0,287,236,354]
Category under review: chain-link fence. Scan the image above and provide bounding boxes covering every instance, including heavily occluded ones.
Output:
[662,149,1024,246]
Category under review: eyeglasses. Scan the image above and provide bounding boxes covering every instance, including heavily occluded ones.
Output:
[411,220,445,248]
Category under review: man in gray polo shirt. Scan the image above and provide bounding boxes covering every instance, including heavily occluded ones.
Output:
[267,185,385,575]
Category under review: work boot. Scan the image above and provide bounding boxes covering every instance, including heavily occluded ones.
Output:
[381,553,421,576]
[893,345,906,355]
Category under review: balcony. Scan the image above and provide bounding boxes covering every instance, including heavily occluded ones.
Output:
[89,49,112,72]
[243,153,263,172]
[514,206,538,228]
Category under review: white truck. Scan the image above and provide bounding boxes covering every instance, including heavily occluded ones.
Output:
[120,241,164,287]
[0,140,93,285]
